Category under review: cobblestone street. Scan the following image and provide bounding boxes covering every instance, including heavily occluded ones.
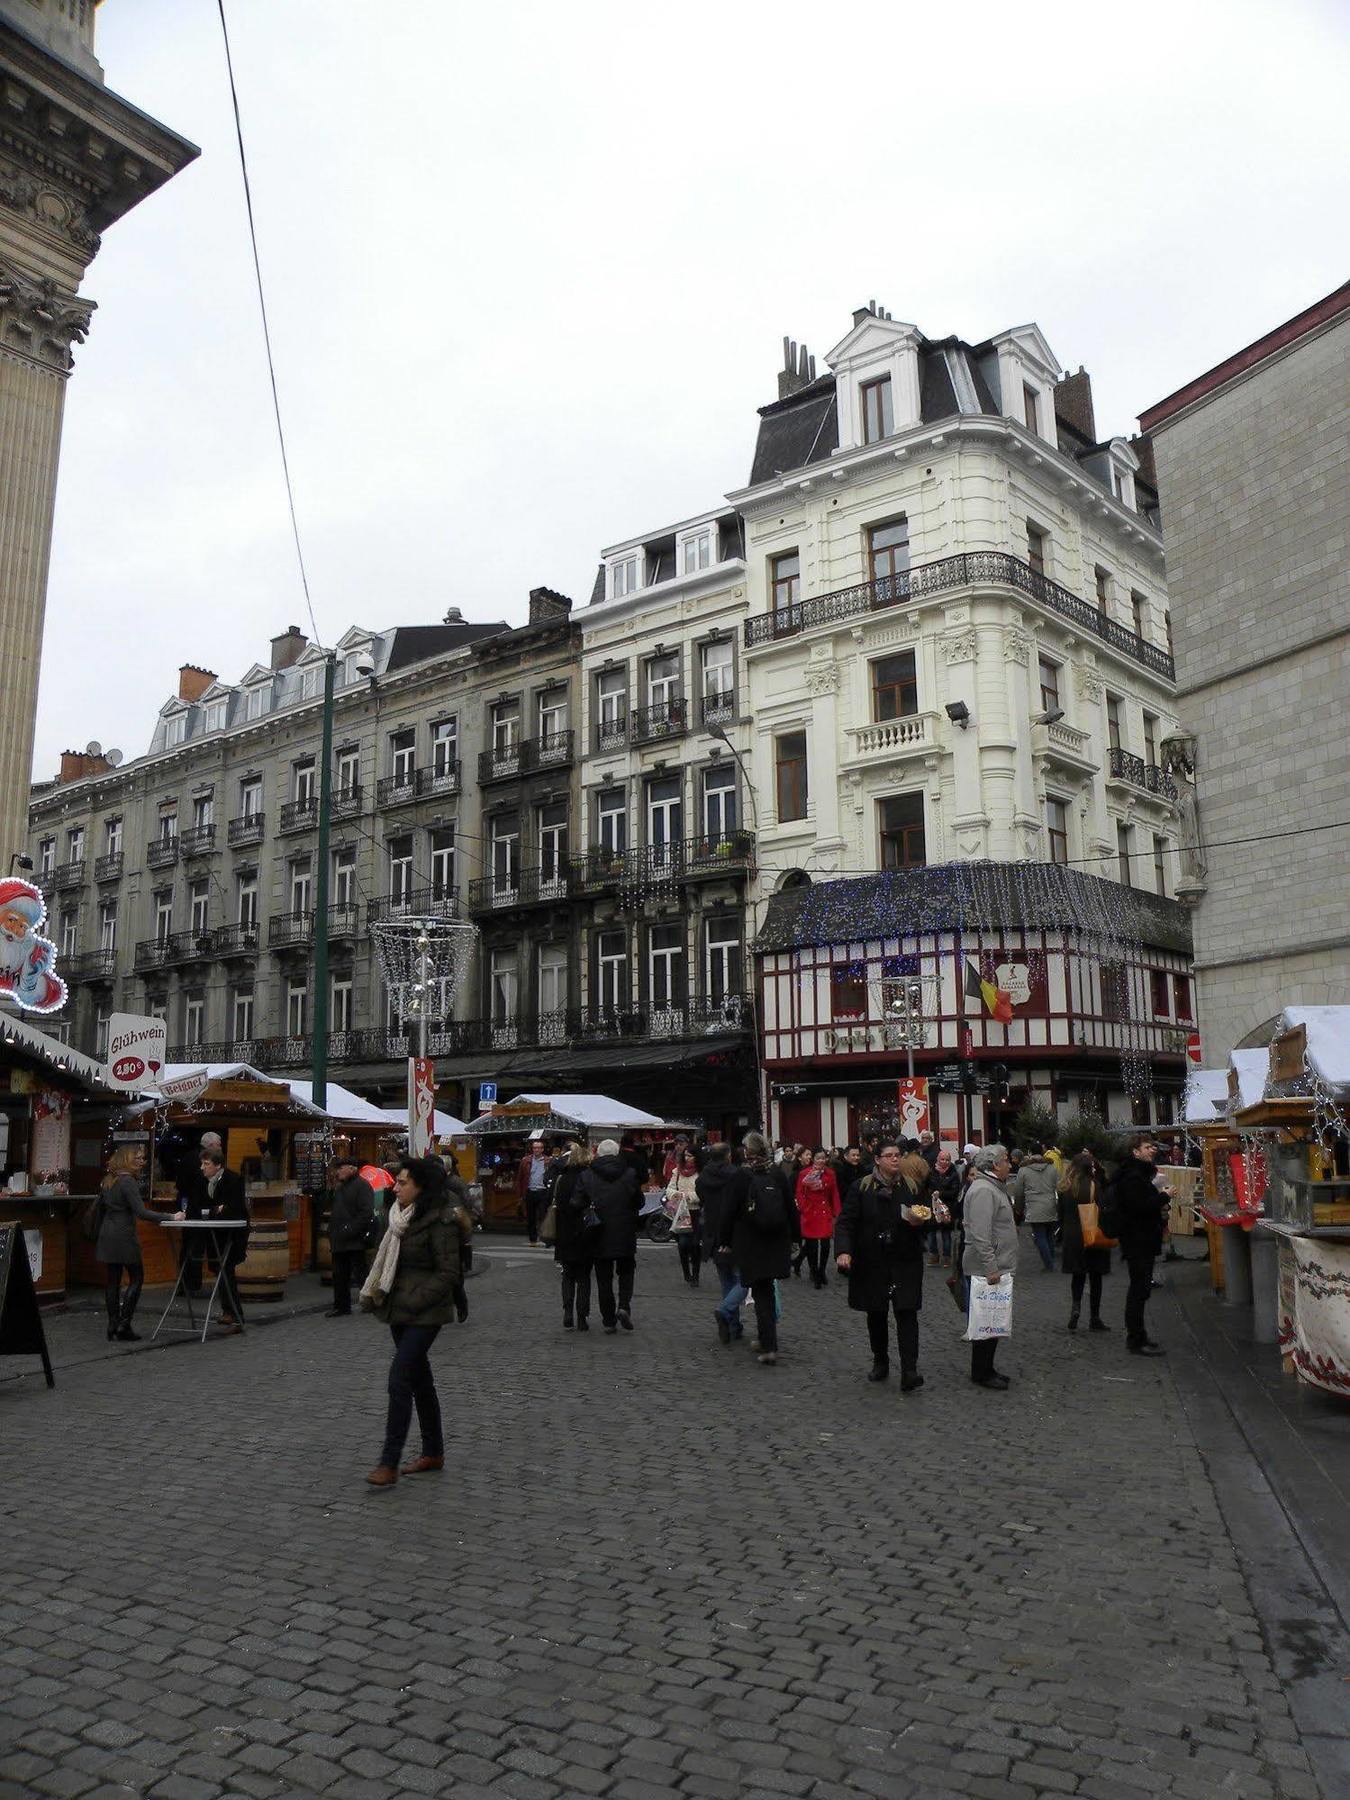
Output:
[3,1246,1347,1799]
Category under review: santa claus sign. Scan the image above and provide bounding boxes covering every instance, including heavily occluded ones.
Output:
[0,878,66,1015]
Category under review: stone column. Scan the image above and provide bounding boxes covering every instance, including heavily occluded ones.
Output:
[0,257,93,858]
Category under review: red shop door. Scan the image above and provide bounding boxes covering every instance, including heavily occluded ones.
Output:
[778,1097,822,1147]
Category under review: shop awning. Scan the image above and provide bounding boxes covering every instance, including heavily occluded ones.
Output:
[381,1107,467,1135]
[0,1011,117,1094]
[464,1091,665,1137]
[278,1078,392,1125]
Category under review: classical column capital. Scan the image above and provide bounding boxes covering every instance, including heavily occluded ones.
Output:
[0,255,94,373]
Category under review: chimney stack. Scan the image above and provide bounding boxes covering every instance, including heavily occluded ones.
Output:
[178,664,216,704]
[778,337,818,401]
[269,625,308,670]
[528,587,573,626]
[58,749,113,785]
[1054,367,1096,444]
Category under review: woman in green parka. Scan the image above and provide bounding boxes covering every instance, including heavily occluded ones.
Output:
[361,1156,462,1488]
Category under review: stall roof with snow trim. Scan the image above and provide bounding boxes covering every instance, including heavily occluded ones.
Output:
[279,1079,393,1125]
[1184,1070,1228,1125]
[464,1093,664,1137]
[1229,1050,1270,1113]
[382,1107,468,1136]
[1276,1006,1350,1097]
[0,1010,119,1094]
[130,1064,330,1117]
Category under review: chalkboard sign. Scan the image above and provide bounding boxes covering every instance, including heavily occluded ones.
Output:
[0,1223,55,1388]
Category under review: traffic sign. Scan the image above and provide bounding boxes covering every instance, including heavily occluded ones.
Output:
[1186,1031,1203,1066]
[478,1081,497,1113]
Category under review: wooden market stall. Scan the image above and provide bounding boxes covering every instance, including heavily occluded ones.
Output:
[459,1093,665,1228]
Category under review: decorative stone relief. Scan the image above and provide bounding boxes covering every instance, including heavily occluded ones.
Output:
[1073,662,1104,702]
[0,256,95,373]
[803,661,841,696]
[941,630,978,665]
[0,160,100,258]
[1004,629,1030,665]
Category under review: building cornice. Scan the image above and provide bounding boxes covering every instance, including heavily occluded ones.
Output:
[580,563,747,637]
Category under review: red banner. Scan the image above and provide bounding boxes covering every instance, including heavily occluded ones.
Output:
[897,1077,929,1137]
[408,1057,436,1156]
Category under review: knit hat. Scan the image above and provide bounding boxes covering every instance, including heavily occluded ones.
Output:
[596,1138,621,1158]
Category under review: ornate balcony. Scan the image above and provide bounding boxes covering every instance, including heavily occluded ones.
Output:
[146,837,179,870]
[211,921,261,958]
[420,762,460,799]
[331,784,363,820]
[843,713,940,767]
[467,863,574,914]
[595,714,628,755]
[94,852,124,883]
[228,814,265,848]
[66,949,117,982]
[51,859,86,891]
[163,928,217,966]
[743,551,1176,680]
[366,887,460,924]
[630,700,687,746]
[700,688,737,730]
[134,937,174,973]
[279,798,319,833]
[478,730,574,786]
[376,770,420,809]
[180,824,217,857]
[1107,746,1178,801]
[1033,718,1097,777]
[269,911,314,950]
[326,902,360,939]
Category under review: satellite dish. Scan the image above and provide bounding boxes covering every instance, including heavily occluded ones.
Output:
[105,748,124,767]
[85,740,102,755]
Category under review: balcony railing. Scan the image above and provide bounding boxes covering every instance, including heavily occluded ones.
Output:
[269,911,314,949]
[468,833,755,913]
[478,730,575,786]
[51,859,86,890]
[146,836,179,869]
[630,700,687,745]
[327,902,360,938]
[180,824,217,857]
[332,784,363,820]
[700,688,737,729]
[845,714,938,761]
[134,937,175,972]
[595,714,628,754]
[279,798,319,833]
[212,922,261,957]
[377,770,420,808]
[744,551,1175,680]
[467,863,574,912]
[228,814,265,848]
[94,852,124,882]
[1107,746,1178,801]
[367,887,460,924]
[66,949,117,982]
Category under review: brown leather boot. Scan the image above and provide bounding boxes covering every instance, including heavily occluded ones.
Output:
[400,1454,444,1475]
[365,1465,399,1488]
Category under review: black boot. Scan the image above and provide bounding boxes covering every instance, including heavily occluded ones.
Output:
[1089,1316,1109,1331]
[867,1360,890,1383]
[1066,1309,1080,1332]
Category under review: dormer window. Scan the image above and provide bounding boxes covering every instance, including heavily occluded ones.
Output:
[861,376,894,445]
[1023,383,1040,434]
[681,530,711,574]
[245,683,269,721]
[612,556,639,598]
[203,699,227,732]
[164,713,186,749]
[301,665,322,701]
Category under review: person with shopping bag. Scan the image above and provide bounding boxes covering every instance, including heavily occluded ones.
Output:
[665,1149,703,1286]
[1057,1150,1113,1332]
[962,1144,1019,1390]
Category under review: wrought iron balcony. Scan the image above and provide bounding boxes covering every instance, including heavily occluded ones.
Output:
[376,770,420,809]
[564,833,755,898]
[51,859,86,891]
[1107,746,1178,801]
[167,1038,253,1064]
[180,824,217,857]
[478,730,574,786]
[279,798,319,833]
[269,911,314,949]
[228,814,265,848]
[744,551,1175,680]
[595,714,629,754]
[681,831,757,879]
[146,836,179,870]
[630,700,687,745]
[134,937,175,972]
[66,949,117,982]
[331,784,363,820]
[420,762,461,800]
[163,927,217,965]
[326,902,360,938]
[700,688,737,729]
[467,862,574,913]
[94,852,124,882]
[366,887,460,924]
[211,921,261,958]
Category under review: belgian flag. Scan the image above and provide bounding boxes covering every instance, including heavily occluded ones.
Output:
[964,957,1013,1024]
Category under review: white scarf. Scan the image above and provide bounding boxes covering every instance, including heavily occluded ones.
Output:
[359,1199,415,1309]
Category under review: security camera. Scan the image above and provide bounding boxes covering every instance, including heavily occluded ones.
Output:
[353,656,376,679]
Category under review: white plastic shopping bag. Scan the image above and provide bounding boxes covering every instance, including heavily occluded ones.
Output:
[964,1273,1014,1341]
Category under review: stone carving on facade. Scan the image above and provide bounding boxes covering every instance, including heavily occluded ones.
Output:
[1161,728,1208,892]
[0,257,95,373]
[941,630,977,665]
[803,661,841,696]
[1004,629,1030,665]
[1073,662,1104,702]
[0,159,101,258]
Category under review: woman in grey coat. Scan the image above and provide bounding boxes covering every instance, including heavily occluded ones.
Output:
[96,1144,168,1341]
[962,1144,1019,1390]
[1011,1143,1060,1271]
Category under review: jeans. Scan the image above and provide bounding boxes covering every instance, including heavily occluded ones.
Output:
[331,1247,366,1314]
[380,1323,443,1468]
[971,1337,1000,1381]
[749,1279,778,1352]
[926,1225,953,1260]
[1070,1270,1104,1317]
[594,1255,635,1326]
[560,1259,592,1323]
[867,1297,919,1373]
[104,1261,144,1329]
[714,1255,746,1335]
[1030,1223,1057,1271]
[1124,1251,1155,1345]
[675,1232,702,1283]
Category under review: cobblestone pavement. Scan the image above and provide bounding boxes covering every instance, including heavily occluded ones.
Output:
[2,1244,1344,1799]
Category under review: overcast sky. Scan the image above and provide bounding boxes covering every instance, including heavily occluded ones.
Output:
[33,0,1349,775]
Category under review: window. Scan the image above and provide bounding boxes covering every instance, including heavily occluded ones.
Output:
[103,818,122,857]
[61,827,83,868]
[489,947,518,1024]
[1038,656,1060,714]
[154,890,173,942]
[1026,522,1047,576]
[245,684,268,721]
[333,847,356,907]
[770,550,800,615]
[1117,821,1133,886]
[203,700,227,733]
[706,915,742,1004]
[1106,694,1123,753]
[289,858,312,916]
[430,718,457,777]
[871,651,918,722]
[832,963,867,1020]
[191,793,213,830]
[331,975,353,1035]
[537,688,568,742]
[538,945,568,1017]
[775,731,808,822]
[189,878,209,935]
[701,638,733,701]
[337,747,360,795]
[1143,712,1159,769]
[430,828,455,899]
[1153,833,1169,897]
[596,930,628,1013]
[59,908,77,958]
[286,979,308,1037]
[240,780,262,821]
[1094,566,1110,611]
[491,698,520,754]
[388,835,413,903]
[98,900,117,951]
[596,787,626,855]
[1131,591,1147,639]
[703,763,737,843]
[682,530,711,574]
[612,555,639,598]
[490,817,519,894]
[95,1010,110,1060]
[860,375,894,444]
[301,665,322,702]
[1150,969,1170,1018]
[879,794,926,870]
[157,809,178,844]
[596,668,627,746]
[1175,974,1194,1021]
[538,803,568,882]
[867,517,910,589]
[648,923,684,1011]
[293,761,315,804]
[1100,962,1128,1022]
[38,838,54,876]
[646,775,683,859]
[183,993,205,1047]
[164,714,186,748]
[645,651,680,712]
[1046,797,1069,865]
[233,989,255,1041]
[1022,382,1039,434]
[390,728,416,784]
[236,872,257,928]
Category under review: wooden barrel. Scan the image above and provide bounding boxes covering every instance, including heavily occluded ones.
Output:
[235,1219,289,1303]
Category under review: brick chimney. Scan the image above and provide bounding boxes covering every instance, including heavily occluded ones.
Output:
[270,625,308,670]
[58,749,113,784]
[1054,367,1096,443]
[528,587,573,626]
[777,336,818,401]
[178,664,216,704]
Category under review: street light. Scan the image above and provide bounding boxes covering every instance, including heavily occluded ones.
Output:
[9,853,33,873]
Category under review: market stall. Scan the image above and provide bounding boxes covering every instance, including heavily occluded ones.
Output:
[460,1093,665,1227]
[1191,1049,1269,1303]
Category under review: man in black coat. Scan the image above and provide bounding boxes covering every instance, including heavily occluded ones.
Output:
[1110,1135,1167,1356]
[835,1140,929,1391]
[326,1154,376,1318]
[716,1132,798,1365]
[199,1149,249,1333]
[699,1145,750,1343]
[579,1139,641,1333]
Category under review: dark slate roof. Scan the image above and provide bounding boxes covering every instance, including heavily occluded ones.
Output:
[589,563,606,606]
[748,377,838,483]
[382,620,507,673]
[755,864,1194,958]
